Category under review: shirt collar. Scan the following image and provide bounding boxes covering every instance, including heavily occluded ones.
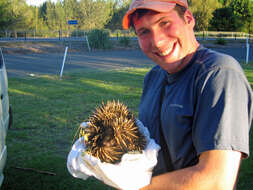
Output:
[165,45,204,84]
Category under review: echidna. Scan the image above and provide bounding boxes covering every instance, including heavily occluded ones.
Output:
[79,100,147,164]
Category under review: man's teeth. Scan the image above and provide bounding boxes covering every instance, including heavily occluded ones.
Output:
[159,48,172,56]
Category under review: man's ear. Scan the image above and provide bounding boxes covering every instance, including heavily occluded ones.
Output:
[184,10,195,27]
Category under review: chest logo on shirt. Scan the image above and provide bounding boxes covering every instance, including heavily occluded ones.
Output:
[169,104,183,108]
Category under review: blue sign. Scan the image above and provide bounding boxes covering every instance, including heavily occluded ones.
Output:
[68,20,78,25]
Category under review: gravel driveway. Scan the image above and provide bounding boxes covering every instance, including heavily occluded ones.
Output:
[3,43,253,78]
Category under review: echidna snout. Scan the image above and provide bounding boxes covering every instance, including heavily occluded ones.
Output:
[96,125,116,147]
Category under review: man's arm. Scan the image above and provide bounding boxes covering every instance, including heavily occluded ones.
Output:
[140,150,241,190]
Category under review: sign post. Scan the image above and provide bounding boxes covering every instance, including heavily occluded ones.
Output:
[68,20,78,38]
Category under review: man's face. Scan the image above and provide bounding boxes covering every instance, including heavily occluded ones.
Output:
[133,9,197,73]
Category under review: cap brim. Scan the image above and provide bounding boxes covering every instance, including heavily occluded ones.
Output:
[122,2,176,29]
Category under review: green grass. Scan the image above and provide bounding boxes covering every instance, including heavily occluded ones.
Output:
[237,62,253,189]
[2,63,253,189]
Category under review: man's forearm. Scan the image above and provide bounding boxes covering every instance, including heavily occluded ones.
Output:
[140,150,241,190]
[140,164,211,190]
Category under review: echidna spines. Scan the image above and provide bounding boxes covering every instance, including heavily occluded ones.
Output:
[80,100,147,164]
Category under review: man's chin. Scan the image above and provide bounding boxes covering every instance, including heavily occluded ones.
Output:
[157,59,185,73]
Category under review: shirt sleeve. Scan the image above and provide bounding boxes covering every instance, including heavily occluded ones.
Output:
[192,65,253,158]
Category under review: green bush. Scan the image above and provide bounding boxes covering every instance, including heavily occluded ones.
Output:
[71,30,85,37]
[119,36,131,47]
[215,38,227,45]
[87,29,112,49]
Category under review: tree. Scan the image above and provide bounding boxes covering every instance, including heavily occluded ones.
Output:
[105,0,131,30]
[45,1,57,30]
[0,0,14,31]
[229,0,253,33]
[209,7,242,31]
[190,0,222,31]
[106,0,131,30]
[217,0,233,6]
[40,2,48,21]
[6,0,35,37]
[77,0,114,30]
[62,0,78,20]
[54,0,66,31]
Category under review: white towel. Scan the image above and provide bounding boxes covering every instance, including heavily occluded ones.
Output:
[67,120,160,190]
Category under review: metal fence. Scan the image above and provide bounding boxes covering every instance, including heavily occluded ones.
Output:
[0,30,252,41]
[0,30,87,41]
[195,31,253,40]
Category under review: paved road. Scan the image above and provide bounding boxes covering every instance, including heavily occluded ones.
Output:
[4,50,154,78]
[4,45,253,78]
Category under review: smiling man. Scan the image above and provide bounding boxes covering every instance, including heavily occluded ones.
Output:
[122,0,253,189]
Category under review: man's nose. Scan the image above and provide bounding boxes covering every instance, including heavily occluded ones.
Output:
[151,31,167,49]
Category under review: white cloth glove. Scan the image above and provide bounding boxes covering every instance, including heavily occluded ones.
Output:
[67,120,160,190]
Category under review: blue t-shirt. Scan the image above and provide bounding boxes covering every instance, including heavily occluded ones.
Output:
[139,45,253,176]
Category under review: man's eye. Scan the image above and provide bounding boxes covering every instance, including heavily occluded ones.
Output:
[137,30,149,36]
[160,21,169,27]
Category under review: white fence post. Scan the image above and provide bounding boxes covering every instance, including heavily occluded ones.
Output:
[60,46,68,79]
[85,35,91,52]
[246,36,250,64]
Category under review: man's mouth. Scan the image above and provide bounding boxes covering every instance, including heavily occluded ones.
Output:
[156,42,177,57]
[158,48,172,56]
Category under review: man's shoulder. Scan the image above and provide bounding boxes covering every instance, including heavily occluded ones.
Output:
[145,65,164,78]
[195,46,242,72]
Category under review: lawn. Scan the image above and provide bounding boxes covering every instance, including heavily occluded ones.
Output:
[2,64,253,189]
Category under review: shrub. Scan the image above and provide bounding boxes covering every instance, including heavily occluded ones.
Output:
[71,30,85,37]
[87,29,112,49]
[215,38,227,45]
[119,36,131,47]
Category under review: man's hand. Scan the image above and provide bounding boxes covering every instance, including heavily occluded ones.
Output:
[140,150,241,190]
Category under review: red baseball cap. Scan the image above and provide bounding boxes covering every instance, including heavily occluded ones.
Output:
[122,0,188,29]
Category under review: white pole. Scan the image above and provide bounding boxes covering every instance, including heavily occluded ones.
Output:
[60,46,68,79]
[85,35,91,52]
[246,36,249,64]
